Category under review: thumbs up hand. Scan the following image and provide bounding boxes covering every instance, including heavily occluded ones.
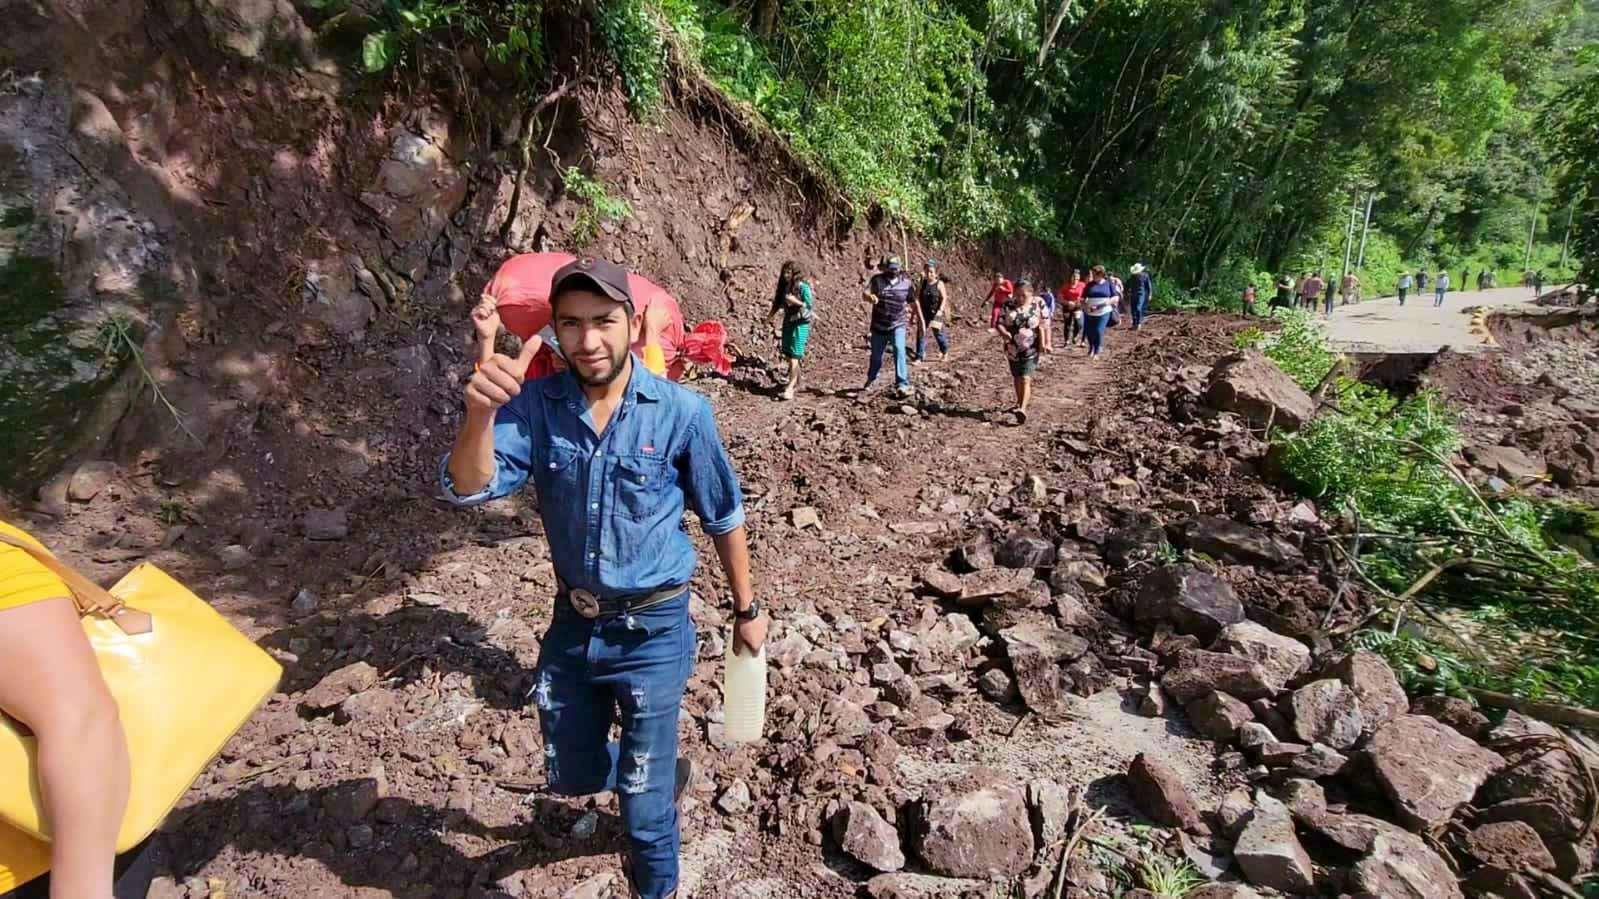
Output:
[465,334,543,415]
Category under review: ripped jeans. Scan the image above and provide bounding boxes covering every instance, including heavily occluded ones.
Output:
[532,590,695,898]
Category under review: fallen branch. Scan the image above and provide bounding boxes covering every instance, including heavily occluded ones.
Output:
[1472,689,1599,734]
[499,78,588,244]
[1053,804,1105,899]
[1388,557,1471,636]
[1530,868,1588,899]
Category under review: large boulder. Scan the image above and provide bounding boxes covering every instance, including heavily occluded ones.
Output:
[1324,650,1408,737]
[1185,691,1255,742]
[193,0,318,61]
[1161,650,1276,703]
[1234,793,1314,893]
[1463,821,1555,872]
[1409,694,1489,740]
[1134,565,1245,641]
[833,802,907,872]
[1204,351,1316,432]
[1288,679,1364,750]
[1463,444,1548,481]
[1478,712,1590,836]
[995,532,1057,569]
[1213,621,1311,690]
[1367,714,1506,830]
[1300,811,1463,898]
[953,535,995,572]
[913,770,1034,878]
[360,118,468,249]
[956,568,1036,607]
[922,614,982,657]
[1349,829,1467,899]
[1173,516,1305,570]
[1126,754,1205,832]
[999,620,1088,719]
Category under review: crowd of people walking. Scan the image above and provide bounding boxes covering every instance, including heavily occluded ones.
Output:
[767,255,1153,424]
[1256,264,1529,316]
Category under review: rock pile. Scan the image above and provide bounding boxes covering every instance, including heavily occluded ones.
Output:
[1126,579,1595,896]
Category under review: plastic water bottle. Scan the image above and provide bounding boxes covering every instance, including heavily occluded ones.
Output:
[722,641,767,743]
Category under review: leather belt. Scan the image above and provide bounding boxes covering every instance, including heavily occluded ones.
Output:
[556,577,687,620]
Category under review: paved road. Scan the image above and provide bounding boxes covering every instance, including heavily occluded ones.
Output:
[1321,285,1543,354]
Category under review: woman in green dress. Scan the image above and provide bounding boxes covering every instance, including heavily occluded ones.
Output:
[766,260,814,401]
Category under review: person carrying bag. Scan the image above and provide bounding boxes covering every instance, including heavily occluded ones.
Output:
[0,522,281,898]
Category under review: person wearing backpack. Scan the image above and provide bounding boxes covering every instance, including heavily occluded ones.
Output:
[1396,271,1412,306]
[911,260,951,363]
[766,260,814,401]
[862,256,914,398]
[996,279,1044,423]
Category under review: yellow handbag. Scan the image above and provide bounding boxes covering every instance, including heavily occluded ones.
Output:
[0,534,282,851]
[0,822,49,893]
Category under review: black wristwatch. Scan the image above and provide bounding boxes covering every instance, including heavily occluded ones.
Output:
[734,599,761,621]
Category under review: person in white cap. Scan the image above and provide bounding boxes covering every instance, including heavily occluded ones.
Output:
[1127,263,1154,330]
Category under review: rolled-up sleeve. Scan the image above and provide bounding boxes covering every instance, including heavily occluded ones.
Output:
[437,399,536,506]
[678,397,745,535]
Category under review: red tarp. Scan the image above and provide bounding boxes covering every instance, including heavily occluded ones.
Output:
[482,253,729,380]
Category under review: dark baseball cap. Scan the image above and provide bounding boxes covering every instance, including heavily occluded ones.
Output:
[550,256,634,309]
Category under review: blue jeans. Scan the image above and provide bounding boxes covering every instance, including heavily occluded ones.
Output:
[915,322,949,359]
[533,591,696,899]
[1083,312,1109,355]
[867,326,909,389]
[1130,294,1148,328]
[1435,288,1447,306]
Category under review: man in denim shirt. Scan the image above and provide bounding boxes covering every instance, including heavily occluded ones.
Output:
[439,258,766,899]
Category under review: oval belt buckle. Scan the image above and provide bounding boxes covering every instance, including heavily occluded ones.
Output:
[570,588,601,619]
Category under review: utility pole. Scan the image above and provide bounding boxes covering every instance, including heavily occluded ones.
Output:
[1339,192,1358,292]
[1355,192,1375,269]
[1559,202,1575,270]
[1524,173,1543,271]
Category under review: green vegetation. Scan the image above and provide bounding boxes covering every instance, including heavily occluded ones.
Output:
[97,315,195,443]
[1243,311,1599,708]
[599,0,667,113]
[561,166,634,248]
[334,0,1596,293]
[344,0,548,95]
[651,0,1596,293]
[1234,309,1337,392]
[1135,852,1206,898]
[1547,45,1599,298]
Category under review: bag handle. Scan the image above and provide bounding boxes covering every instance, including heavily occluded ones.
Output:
[0,534,153,635]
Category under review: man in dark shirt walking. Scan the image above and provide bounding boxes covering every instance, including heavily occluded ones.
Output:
[440,258,767,899]
[1127,263,1154,329]
[862,256,914,397]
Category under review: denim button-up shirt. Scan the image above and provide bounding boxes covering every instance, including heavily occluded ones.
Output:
[438,359,745,598]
